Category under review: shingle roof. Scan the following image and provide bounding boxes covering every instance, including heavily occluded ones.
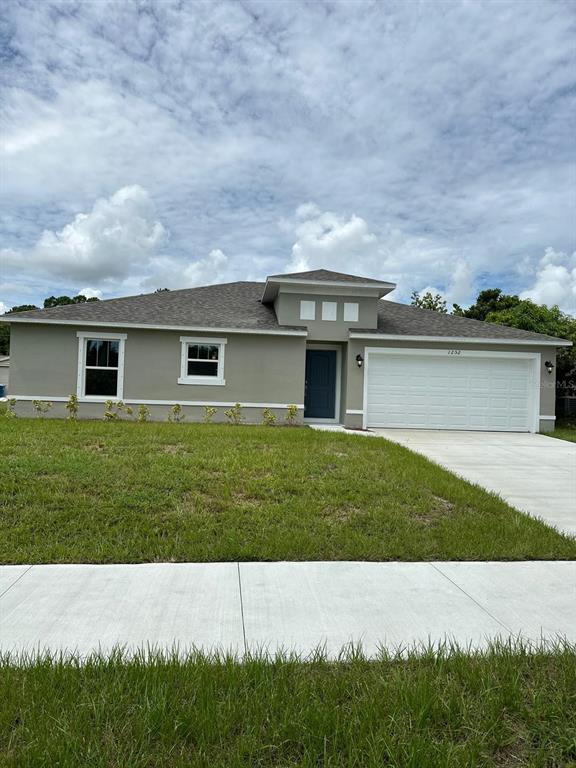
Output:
[266,269,391,285]
[355,300,569,344]
[1,279,570,344]
[2,282,296,331]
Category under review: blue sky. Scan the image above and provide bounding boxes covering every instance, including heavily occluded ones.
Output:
[1,0,575,313]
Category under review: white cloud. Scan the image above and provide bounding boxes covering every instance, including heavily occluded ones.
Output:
[283,204,472,303]
[287,211,378,273]
[0,1,574,309]
[77,287,103,299]
[2,185,166,283]
[0,302,8,316]
[183,249,233,287]
[520,248,576,313]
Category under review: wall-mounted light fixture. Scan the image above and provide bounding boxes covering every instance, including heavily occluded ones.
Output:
[544,360,554,375]
[356,353,364,368]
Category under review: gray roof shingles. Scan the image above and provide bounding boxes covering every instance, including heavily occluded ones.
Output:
[2,282,292,331]
[1,279,569,344]
[266,269,390,285]
[357,300,568,343]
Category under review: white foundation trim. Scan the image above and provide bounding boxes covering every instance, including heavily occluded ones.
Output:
[346,409,364,415]
[349,333,571,347]
[540,415,556,421]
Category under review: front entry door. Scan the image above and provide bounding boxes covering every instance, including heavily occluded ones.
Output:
[304,349,337,419]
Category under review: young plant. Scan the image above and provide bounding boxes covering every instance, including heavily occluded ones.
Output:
[65,394,79,420]
[285,404,299,425]
[168,403,185,423]
[224,402,243,425]
[262,408,276,426]
[103,400,119,421]
[4,398,17,418]
[203,406,217,424]
[103,401,133,421]
[32,400,52,418]
[137,404,151,423]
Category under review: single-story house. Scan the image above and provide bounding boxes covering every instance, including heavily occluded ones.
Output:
[1,269,571,431]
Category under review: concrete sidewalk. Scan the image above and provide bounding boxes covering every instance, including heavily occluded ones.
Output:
[1,561,574,658]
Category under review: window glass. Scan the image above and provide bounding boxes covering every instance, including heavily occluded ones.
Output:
[322,301,337,321]
[86,340,119,368]
[300,300,316,320]
[186,344,220,377]
[85,369,118,396]
[344,302,359,322]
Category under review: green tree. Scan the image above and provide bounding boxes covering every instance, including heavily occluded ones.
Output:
[0,304,40,355]
[0,295,100,354]
[452,289,520,320]
[410,290,448,314]
[43,295,99,308]
[485,300,576,388]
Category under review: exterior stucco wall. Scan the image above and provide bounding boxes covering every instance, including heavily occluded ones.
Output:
[9,324,306,417]
[344,338,557,432]
[274,291,378,339]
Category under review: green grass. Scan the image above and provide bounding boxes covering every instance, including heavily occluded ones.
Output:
[1,418,575,563]
[549,420,576,443]
[1,643,575,767]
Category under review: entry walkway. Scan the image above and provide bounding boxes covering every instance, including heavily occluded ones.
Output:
[1,561,574,658]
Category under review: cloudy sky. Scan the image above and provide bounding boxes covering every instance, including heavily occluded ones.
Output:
[1,0,575,316]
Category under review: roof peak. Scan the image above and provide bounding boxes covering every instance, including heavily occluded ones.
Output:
[266,268,390,285]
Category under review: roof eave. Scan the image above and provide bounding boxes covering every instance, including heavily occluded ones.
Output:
[261,277,396,303]
[2,316,309,337]
[349,331,572,346]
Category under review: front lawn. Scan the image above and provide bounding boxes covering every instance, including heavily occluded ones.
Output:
[549,420,576,443]
[1,419,575,563]
[1,643,575,767]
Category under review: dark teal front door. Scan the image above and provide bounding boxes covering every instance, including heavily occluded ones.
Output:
[304,349,337,419]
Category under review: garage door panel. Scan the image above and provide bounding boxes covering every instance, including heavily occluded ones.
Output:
[366,353,533,432]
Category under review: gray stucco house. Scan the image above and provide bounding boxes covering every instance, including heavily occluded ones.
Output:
[1,269,571,431]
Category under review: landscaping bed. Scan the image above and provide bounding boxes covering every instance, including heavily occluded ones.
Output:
[1,419,575,563]
[1,643,575,767]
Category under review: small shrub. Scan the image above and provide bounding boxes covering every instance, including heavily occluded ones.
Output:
[137,404,151,423]
[203,406,217,424]
[168,403,185,423]
[262,408,276,426]
[4,398,17,418]
[285,404,299,425]
[32,400,52,418]
[65,394,79,420]
[104,401,133,421]
[224,402,243,425]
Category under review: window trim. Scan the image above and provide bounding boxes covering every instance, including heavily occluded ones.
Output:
[343,302,359,322]
[322,301,337,321]
[76,331,127,401]
[178,336,227,386]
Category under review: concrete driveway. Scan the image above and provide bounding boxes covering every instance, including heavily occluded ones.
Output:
[374,430,576,537]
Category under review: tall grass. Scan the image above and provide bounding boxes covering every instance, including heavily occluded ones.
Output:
[1,640,574,767]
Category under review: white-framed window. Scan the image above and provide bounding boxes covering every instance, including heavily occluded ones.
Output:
[300,300,316,320]
[178,337,227,386]
[322,301,337,321]
[344,302,359,322]
[76,332,127,400]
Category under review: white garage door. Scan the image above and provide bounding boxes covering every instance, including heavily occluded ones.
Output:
[365,351,535,432]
